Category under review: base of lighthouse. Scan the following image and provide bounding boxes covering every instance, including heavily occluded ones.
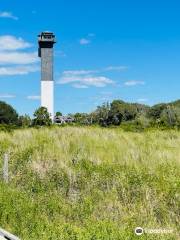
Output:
[41,81,54,120]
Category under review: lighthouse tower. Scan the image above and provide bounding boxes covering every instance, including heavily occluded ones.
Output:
[38,32,56,120]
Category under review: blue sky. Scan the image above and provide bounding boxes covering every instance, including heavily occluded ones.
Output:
[0,0,180,116]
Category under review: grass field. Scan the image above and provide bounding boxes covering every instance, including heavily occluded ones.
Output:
[0,126,179,239]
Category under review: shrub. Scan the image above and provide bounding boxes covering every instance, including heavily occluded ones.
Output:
[0,101,18,124]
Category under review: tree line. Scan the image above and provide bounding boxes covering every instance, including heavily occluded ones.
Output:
[0,99,180,131]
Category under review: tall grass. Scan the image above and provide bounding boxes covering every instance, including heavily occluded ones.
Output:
[0,126,179,239]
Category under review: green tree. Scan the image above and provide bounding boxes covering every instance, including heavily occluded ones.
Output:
[73,113,89,124]
[18,114,32,127]
[0,101,18,124]
[135,113,151,128]
[160,105,180,127]
[91,100,148,126]
[148,103,167,120]
[33,107,52,126]
[55,111,62,117]
[93,103,110,126]
[110,100,137,122]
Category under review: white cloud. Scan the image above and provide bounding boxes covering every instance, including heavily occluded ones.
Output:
[124,80,145,86]
[0,11,18,20]
[0,65,39,75]
[79,38,91,45]
[27,95,40,100]
[0,35,38,76]
[104,66,128,71]
[0,35,32,51]
[58,72,114,88]
[79,33,95,45]
[0,94,16,98]
[0,51,38,65]
[58,65,129,88]
[63,70,98,75]
[63,66,127,76]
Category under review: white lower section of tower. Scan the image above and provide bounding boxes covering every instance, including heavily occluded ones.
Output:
[41,81,54,120]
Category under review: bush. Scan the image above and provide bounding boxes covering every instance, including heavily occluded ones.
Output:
[17,114,32,127]
[0,124,17,132]
[0,101,18,124]
[32,107,52,126]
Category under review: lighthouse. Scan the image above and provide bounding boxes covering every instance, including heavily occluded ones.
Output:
[38,32,56,120]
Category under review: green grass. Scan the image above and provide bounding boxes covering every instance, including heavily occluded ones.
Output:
[0,126,179,239]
